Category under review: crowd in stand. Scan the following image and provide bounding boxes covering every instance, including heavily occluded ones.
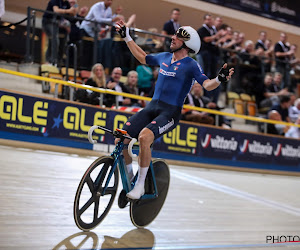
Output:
[41,0,300,138]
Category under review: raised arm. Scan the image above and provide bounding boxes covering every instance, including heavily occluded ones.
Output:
[203,63,234,91]
[115,20,147,64]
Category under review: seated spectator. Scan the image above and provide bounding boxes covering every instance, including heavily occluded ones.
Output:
[266,110,289,135]
[270,95,292,123]
[125,70,143,107]
[182,83,214,125]
[105,67,131,107]
[285,115,300,139]
[260,72,289,108]
[75,63,106,105]
[182,82,231,128]
[136,64,153,96]
[143,28,164,53]
[289,97,300,123]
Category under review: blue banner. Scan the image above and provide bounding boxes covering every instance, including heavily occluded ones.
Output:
[0,89,299,173]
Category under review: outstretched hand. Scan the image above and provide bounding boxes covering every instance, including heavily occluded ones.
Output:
[217,63,234,83]
[115,20,126,38]
[115,20,132,43]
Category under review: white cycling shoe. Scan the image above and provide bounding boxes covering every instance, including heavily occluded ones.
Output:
[126,183,145,200]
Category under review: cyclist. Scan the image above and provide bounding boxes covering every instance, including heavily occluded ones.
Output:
[115,20,234,200]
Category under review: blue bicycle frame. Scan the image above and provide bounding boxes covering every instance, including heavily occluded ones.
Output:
[101,139,158,200]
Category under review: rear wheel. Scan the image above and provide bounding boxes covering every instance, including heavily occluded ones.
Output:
[74,156,119,231]
[130,159,170,228]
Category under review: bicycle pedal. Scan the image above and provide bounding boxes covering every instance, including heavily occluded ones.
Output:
[118,189,129,209]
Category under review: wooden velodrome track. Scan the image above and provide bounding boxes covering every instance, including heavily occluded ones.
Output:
[0,140,300,250]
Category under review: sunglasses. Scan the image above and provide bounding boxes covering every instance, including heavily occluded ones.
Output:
[176,27,190,41]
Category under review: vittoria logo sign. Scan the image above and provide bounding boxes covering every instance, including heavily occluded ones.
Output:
[274,143,300,158]
[240,140,273,155]
[201,134,238,151]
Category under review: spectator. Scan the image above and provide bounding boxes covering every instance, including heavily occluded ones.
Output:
[289,97,300,123]
[285,115,300,139]
[68,0,89,44]
[214,16,223,31]
[197,14,221,78]
[182,83,214,125]
[270,95,292,123]
[105,67,131,107]
[136,64,153,96]
[80,0,121,38]
[183,82,231,128]
[161,8,181,52]
[262,38,274,73]
[197,14,223,102]
[274,32,293,89]
[234,32,245,52]
[110,12,136,70]
[239,40,260,65]
[261,72,289,107]
[143,28,164,53]
[125,70,143,107]
[75,63,106,105]
[255,31,267,52]
[267,110,289,135]
[42,0,77,65]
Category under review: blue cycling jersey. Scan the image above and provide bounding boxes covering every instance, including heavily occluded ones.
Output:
[146,52,209,107]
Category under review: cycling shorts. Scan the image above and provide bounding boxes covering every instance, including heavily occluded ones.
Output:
[122,100,181,140]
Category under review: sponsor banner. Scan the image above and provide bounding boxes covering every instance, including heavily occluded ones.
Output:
[153,121,300,169]
[0,90,299,171]
[198,0,300,26]
[0,90,131,146]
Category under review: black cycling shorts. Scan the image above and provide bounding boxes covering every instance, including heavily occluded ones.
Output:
[122,100,182,140]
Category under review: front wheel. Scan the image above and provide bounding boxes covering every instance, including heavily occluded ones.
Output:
[74,156,119,231]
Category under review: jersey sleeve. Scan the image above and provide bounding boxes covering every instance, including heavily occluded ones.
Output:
[193,61,209,85]
[146,53,166,66]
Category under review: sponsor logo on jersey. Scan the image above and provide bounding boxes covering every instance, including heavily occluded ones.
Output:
[159,68,176,77]
[151,121,156,124]
[158,118,174,134]
[240,140,273,155]
[201,134,238,151]
[126,122,131,126]
[162,62,169,67]
[176,62,181,65]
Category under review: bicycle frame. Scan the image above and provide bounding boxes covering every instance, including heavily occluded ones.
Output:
[101,137,158,200]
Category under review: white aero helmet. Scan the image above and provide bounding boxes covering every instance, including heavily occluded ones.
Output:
[176,26,201,54]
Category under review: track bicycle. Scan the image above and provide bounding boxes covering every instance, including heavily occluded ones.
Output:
[73,125,170,231]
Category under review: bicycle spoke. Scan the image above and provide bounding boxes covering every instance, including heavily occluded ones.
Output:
[93,197,100,221]
[86,175,94,193]
[79,196,94,215]
[95,161,110,187]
